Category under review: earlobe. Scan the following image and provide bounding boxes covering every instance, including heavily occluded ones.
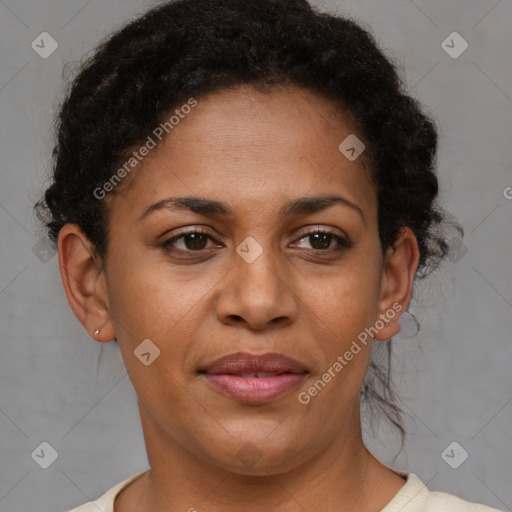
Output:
[374,227,420,341]
[57,224,116,342]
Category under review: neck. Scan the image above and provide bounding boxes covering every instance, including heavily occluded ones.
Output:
[116,399,405,512]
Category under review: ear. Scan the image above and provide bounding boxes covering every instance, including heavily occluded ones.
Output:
[57,224,116,342]
[374,227,420,341]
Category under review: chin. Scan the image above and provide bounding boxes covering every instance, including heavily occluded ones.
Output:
[199,433,310,477]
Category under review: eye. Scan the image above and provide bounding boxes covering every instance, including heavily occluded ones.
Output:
[161,226,352,255]
[162,227,219,252]
[292,227,352,252]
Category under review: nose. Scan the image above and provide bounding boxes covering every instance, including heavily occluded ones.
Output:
[214,243,298,331]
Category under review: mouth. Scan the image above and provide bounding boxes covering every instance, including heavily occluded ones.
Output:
[199,352,309,403]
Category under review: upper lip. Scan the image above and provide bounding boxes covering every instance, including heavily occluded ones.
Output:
[200,352,308,375]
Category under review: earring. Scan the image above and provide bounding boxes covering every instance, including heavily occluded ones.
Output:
[398,311,419,338]
[94,328,100,336]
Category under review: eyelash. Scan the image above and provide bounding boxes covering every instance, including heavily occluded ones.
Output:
[161,226,353,256]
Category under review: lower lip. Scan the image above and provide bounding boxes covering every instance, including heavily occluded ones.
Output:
[202,373,307,403]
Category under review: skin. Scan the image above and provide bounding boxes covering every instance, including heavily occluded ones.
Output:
[58,84,419,512]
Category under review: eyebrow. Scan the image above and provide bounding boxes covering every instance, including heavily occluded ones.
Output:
[138,194,365,224]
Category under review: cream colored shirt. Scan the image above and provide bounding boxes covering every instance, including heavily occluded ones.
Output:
[66,469,503,512]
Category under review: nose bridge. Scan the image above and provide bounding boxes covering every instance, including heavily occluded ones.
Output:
[238,236,282,292]
[215,234,297,329]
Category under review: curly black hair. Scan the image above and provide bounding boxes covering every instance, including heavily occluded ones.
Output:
[34,0,463,450]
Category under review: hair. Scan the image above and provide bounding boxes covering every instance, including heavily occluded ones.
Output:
[35,0,463,451]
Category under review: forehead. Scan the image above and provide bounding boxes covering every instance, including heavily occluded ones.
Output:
[110,85,377,224]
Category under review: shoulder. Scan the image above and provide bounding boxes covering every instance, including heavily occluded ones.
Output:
[382,472,504,512]
[63,469,150,512]
[423,489,504,512]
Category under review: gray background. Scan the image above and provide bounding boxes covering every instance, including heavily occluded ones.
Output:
[0,0,511,511]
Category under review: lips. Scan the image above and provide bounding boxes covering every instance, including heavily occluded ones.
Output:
[201,352,307,375]
[200,352,308,403]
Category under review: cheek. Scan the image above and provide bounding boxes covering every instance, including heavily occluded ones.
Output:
[309,258,381,330]
[105,257,216,385]
[302,257,381,397]
[105,253,202,336]
[106,264,198,406]
[306,287,375,412]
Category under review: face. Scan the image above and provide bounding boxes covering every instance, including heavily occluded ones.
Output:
[60,84,418,476]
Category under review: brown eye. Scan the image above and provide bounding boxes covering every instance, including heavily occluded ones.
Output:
[307,232,334,250]
[162,228,217,252]
[161,226,352,257]
[294,228,352,252]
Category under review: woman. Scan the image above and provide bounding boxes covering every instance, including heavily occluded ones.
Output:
[35,0,502,510]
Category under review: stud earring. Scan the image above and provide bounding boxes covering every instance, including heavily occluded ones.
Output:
[94,328,100,336]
